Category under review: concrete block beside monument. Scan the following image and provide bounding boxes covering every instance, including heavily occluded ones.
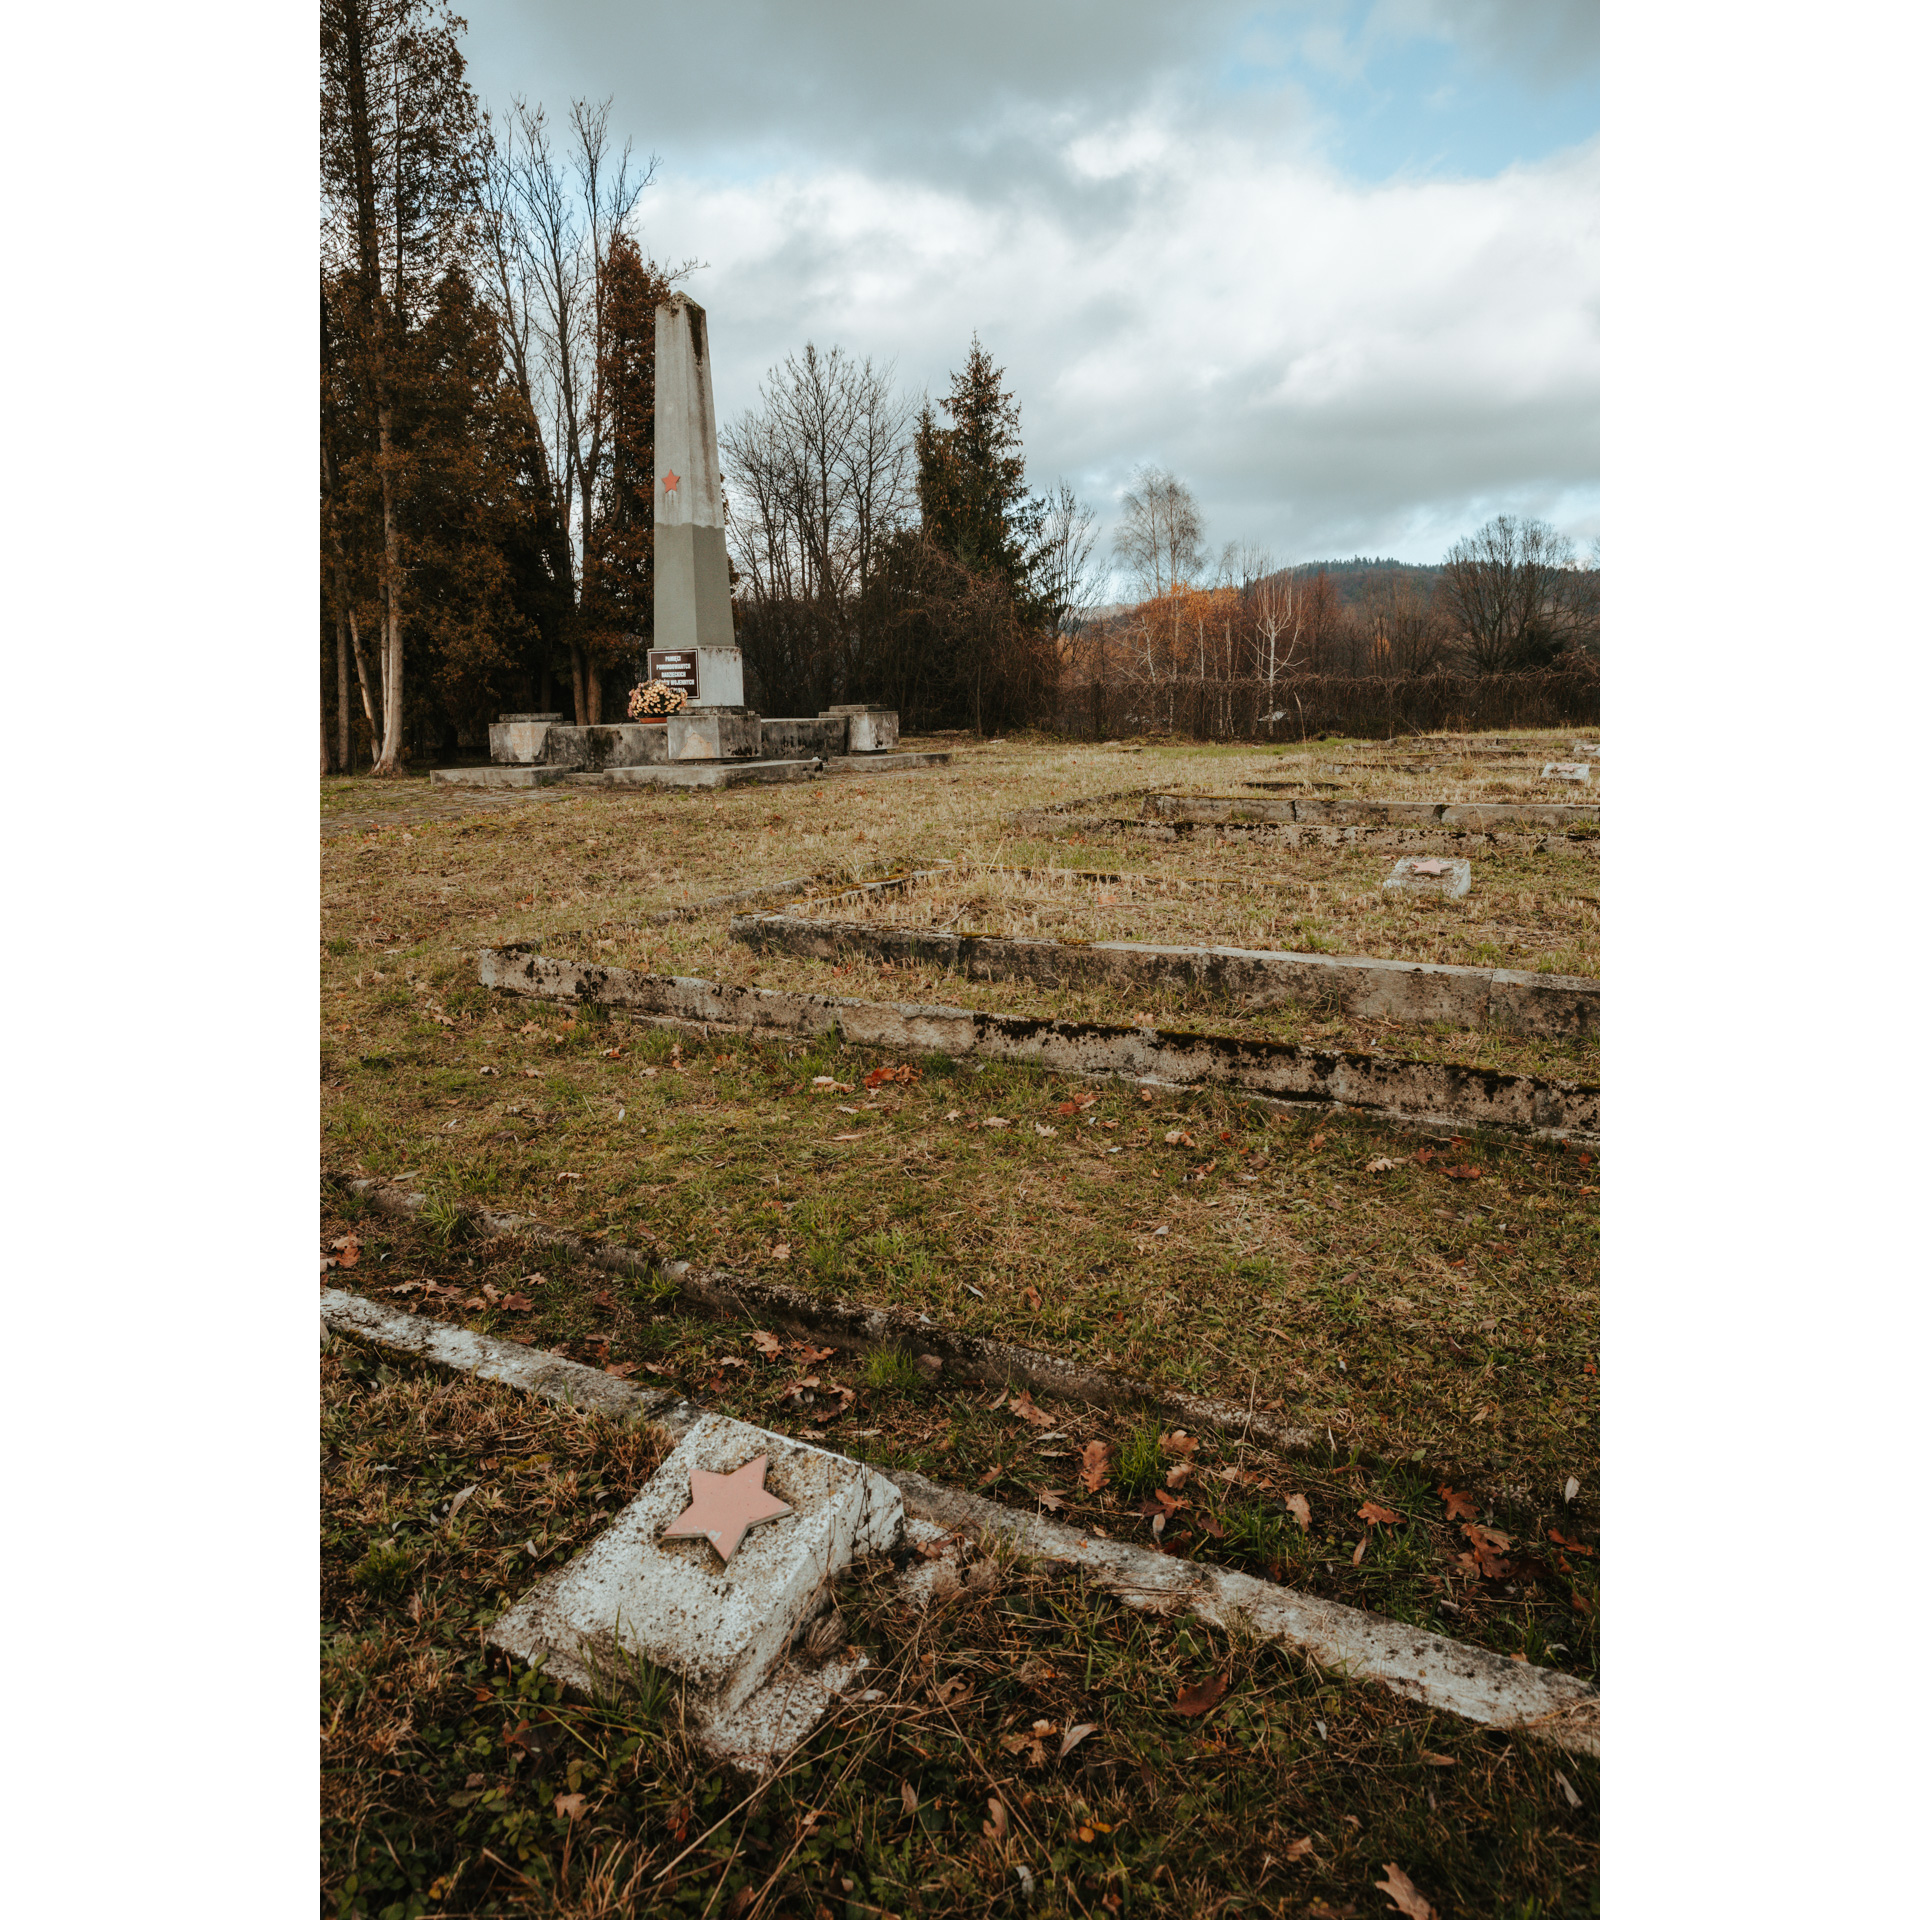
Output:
[762,715,851,758]
[489,718,562,764]
[488,1413,902,1769]
[1383,855,1471,899]
[668,710,763,761]
[1540,763,1591,783]
[648,645,746,710]
[827,705,900,753]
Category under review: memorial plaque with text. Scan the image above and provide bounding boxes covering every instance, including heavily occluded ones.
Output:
[649,649,699,698]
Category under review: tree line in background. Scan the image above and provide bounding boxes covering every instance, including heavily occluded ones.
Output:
[321,0,682,773]
[319,1,1597,772]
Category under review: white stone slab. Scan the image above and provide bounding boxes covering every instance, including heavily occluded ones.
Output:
[844,709,899,753]
[488,1414,901,1742]
[1382,855,1471,899]
[488,720,554,764]
[1540,763,1591,782]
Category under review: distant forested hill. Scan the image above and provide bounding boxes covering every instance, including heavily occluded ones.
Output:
[1275,558,1445,607]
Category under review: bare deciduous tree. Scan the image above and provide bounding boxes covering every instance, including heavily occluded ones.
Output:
[478,97,691,722]
[1114,466,1205,600]
[1443,514,1594,673]
[1033,480,1106,667]
[722,344,915,708]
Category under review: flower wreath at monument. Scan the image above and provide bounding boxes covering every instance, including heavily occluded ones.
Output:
[628,679,688,720]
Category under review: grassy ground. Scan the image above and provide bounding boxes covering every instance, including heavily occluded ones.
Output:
[323,1338,1599,1919]
[775,850,1599,978]
[321,731,1600,1914]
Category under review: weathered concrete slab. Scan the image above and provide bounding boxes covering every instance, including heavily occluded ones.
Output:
[476,950,1598,1140]
[322,1291,1596,1755]
[1145,793,1599,832]
[431,765,568,789]
[729,909,1594,1039]
[320,1287,692,1427]
[488,719,556,764]
[843,710,899,753]
[1382,856,1471,900]
[489,1413,900,1761]
[762,715,849,758]
[819,751,950,776]
[1540,764,1591,783]
[893,1474,1597,1755]
[668,709,762,761]
[563,758,823,791]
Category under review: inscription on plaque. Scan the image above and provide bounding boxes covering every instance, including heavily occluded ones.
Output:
[649,649,700,698]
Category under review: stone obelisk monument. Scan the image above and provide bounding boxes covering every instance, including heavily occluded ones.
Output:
[650,293,744,708]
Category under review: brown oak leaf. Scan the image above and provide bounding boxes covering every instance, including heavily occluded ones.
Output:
[1169,1672,1231,1718]
[1374,1862,1436,1920]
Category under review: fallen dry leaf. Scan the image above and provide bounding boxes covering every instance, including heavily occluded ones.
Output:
[770,1242,791,1261]
[1169,1672,1231,1718]
[1164,1460,1195,1490]
[1163,1128,1194,1147]
[1548,1528,1594,1556]
[1285,1492,1312,1531]
[1008,1389,1052,1427]
[1160,1430,1199,1459]
[1021,1286,1042,1311]
[1366,1157,1400,1173]
[1374,1862,1436,1920]
[984,1116,1011,1129]
[1059,1722,1098,1760]
[604,1361,636,1379]
[983,1797,1008,1842]
[899,1781,918,1816]
[500,1293,534,1313]
[1438,1485,1478,1521]
[1037,1491,1067,1513]
[1285,1837,1314,1861]
[553,1793,587,1821]
[330,1235,361,1268]
[1080,1439,1114,1493]
[1357,1500,1403,1526]
[749,1329,783,1358]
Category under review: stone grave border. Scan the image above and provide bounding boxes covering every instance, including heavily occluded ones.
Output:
[1008,810,1597,855]
[1144,793,1599,831]
[729,867,1597,1040]
[477,947,1598,1141]
[336,1173,1320,1453]
[321,1286,1599,1755]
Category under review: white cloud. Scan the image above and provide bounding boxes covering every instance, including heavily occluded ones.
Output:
[639,123,1597,563]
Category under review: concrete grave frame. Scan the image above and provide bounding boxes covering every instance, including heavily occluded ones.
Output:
[475,946,1598,1141]
[727,868,1595,1039]
[1009,809,1598,855]
[320,1289,1599,1757]
[1144,793,1599,831]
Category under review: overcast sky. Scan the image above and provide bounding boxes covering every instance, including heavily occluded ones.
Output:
[458,0,1597,571]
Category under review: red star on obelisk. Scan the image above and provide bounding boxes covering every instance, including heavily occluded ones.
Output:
[660,1455,792,1564]
[661,469,680,493]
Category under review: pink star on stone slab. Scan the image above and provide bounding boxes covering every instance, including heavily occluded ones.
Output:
[660,469,680,493]
[660,1454,792,1564]
[1408,860,1453,876]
